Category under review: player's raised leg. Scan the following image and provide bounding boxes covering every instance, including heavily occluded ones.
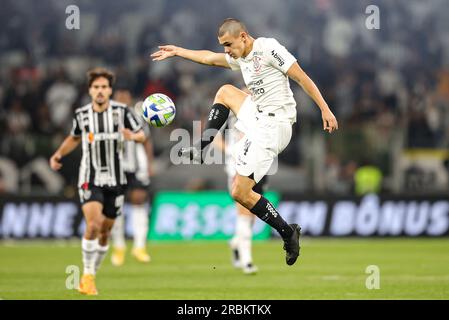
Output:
[179,85,248,162]
[79,201,104,296]
[231,174,301,266]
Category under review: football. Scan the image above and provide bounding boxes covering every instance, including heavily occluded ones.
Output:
[141,93,176,128]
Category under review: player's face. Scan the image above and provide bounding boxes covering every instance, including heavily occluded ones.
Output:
[218,32,247,59]
[89,77,112,105]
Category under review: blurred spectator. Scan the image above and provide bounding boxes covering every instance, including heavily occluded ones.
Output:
[45,69,77,130]
[7,99,31,134]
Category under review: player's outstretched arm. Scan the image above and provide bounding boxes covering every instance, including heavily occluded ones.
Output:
[287,62,339,133]
[121,128,146,143]
[151,45,230,68]
[49,135,81,170]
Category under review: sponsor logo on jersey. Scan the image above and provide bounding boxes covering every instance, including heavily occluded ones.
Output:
[271,50,285,67]
[251,87,265,96]
[87,132,121,143]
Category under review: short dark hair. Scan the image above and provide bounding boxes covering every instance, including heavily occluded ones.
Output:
[218,18,248,37]
[86,67,115,88]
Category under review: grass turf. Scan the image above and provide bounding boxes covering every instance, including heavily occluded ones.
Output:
[0,238,448,300]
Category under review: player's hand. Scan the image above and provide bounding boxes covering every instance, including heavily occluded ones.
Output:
[121,128,134,141]
[322,108,338,133]
[150,45,178,61]
[49,153,62,171]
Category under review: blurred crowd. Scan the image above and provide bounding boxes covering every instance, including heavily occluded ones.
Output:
[1,0,449,195]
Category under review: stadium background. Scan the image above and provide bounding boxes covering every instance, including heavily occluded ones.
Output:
[0,0,448,299]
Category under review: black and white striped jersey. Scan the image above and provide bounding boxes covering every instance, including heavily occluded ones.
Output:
[71,100,142,188]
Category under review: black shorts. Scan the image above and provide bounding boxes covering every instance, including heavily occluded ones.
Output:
[78,184,125,219]
[125,172,150,191]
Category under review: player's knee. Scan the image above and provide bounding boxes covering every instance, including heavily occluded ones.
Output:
[231,184,240,202]
[231,185,249,207]
[214,84,235,105]
[86,221,102,236]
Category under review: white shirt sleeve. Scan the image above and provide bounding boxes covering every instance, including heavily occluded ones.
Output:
[225,54,241,71]
[265,38,297,74]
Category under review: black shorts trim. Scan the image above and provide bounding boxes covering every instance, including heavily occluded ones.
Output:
[78,184,125,219]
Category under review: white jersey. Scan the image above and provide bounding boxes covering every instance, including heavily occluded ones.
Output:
[225,37,297,124]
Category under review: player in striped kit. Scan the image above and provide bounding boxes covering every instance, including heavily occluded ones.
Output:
[49,68,146,295]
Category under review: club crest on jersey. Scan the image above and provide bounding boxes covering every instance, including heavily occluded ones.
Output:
[253,56,262,73]
[113,111,119,126]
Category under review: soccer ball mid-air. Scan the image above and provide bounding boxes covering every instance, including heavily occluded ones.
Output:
[141,93,176,128]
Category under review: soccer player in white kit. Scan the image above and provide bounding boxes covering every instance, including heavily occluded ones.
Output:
[151,18,338,266]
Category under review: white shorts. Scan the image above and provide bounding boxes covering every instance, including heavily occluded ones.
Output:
[231,97,292,183]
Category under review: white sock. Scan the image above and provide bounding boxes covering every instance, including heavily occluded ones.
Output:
[95,243,110,273]
[132,204,149,249]
[229,233,240,250]
[82,238,98,275]
[235,214,254,267]
[111,214,126,249]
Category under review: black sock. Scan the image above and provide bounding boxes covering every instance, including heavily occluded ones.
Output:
[200,103,229,150]
[250,196,293,239]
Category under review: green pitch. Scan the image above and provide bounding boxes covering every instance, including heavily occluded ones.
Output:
[0,238,448,300]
